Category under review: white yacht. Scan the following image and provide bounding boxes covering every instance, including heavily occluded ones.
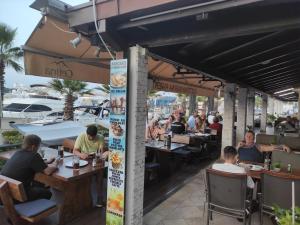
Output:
[3,96,64,120]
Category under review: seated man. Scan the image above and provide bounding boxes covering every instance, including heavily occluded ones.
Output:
[212,146,254,189]
[1,135,58,201]
[237,130,290,163]
[187,111,198,131]
[73,125,107,207]
[73,125,108,159]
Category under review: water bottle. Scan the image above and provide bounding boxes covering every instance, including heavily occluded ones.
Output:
[287,164,292,173]
[167,135,171,148]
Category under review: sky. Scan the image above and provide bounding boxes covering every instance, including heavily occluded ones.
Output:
[0,0,92,88]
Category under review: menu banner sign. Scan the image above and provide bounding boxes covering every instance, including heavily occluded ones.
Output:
[106,59,128,225]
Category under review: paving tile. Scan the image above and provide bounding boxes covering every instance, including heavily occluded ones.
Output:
[184,218,205,225]
[165,206,203,219]
[162,219,188,225]
[144,211,164,225]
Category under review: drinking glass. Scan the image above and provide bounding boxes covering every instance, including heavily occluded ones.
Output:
[73,156,80,169]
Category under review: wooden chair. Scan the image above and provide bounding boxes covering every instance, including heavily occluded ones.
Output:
[62,138,76,152]
[0,175,57,225]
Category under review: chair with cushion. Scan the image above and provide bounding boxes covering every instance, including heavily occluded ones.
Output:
[0,175,57,225]
[205,168,252,225]
[62,138,76,153]
[259,171,300,225]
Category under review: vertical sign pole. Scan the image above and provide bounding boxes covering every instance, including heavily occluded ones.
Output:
[106,59,128,225]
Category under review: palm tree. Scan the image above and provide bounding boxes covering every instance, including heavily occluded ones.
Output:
[49,79,91,120]
[0,23,23,128]
[96,84,110,94]
[177,93,188,112]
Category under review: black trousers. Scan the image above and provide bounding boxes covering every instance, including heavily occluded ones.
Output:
[26,186,52,201]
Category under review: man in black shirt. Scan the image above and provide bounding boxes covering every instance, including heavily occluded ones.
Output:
[1,135,58,201]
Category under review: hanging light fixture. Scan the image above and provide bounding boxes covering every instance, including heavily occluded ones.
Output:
[94,47,101,58]
[69,33,81,48]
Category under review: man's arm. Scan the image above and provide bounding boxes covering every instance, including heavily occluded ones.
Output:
[73,148,89,159]
[73,134,89,159]
[257,144,291,153]
[43,164,58,175]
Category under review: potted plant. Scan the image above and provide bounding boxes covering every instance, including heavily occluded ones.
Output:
[272,205,300,225]
[267,113,277,126]
[273,162,281,172]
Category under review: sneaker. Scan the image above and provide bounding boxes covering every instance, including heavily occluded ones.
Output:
[95,201,106,208]
[95,202,104,208]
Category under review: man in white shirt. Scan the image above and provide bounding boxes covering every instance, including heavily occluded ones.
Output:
[187,110,198,131]
[212,146,254,189]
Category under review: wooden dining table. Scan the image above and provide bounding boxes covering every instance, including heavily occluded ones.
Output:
[238,161,300,180]
[0,147,105,225]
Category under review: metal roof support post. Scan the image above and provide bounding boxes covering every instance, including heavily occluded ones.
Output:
[221,83,236,157]
[189,94,197,116]
[125,45,148,225]
[236,87,248,143]
[247,89,255,129]
[207,96,215,114]
[260,94,268,133]
[268,96,274,116]
[297,89,300,121]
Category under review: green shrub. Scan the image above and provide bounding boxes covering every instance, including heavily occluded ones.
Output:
[2,130,23,144]
[273,205,300,225]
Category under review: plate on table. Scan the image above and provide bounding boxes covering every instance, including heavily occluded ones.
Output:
[65,160,88,168]
[250,165,263,171]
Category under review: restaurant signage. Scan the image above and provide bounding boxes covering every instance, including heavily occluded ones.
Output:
[153,80,197,95]
[45,61,74,79]
[106,59,128,225]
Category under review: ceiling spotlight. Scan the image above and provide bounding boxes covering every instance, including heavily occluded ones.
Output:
[70,33,81,48]
[261,59,272,65]
[274,88,294,94]
[94,47,101,58]
[278,92,294,97]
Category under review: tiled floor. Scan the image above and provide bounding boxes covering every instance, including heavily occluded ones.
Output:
[143,170,273,225]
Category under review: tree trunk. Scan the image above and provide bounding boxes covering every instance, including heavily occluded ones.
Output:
[64,94,74,120]
[0,60,5,129]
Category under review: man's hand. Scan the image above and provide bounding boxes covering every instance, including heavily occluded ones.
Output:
[80,153,89,160]
[237,141,246,149]
[282,145,291,153]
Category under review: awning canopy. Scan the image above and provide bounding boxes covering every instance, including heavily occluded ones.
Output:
[23,15,219,97]
[55,0,300,101]
[23,16,110,84]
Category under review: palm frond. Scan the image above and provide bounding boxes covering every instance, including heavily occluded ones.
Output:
[7,59,22,72]
[0,24,17,52]
[49,79,65,94]
[96,84,110,94]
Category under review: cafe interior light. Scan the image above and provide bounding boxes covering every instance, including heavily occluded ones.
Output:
[278,92,295,97]
[274,88,294,94]
[94,47,101,58]
[69,33,81,48]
